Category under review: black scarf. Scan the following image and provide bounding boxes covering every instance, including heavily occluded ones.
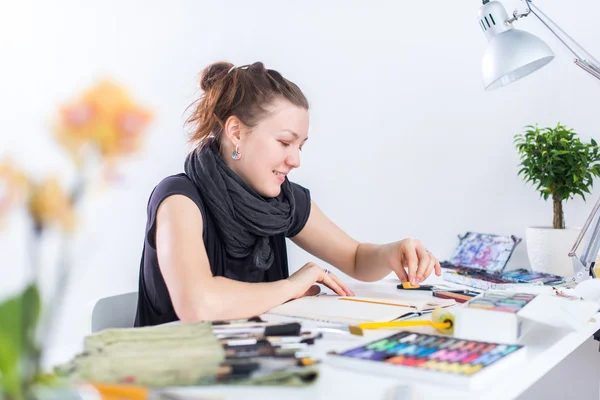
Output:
[184,142,296,271]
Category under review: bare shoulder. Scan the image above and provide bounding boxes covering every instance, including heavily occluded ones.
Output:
[157,194,204,232]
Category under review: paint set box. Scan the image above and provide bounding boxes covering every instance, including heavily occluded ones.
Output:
[326,330,525,389]
[453,291,536,343]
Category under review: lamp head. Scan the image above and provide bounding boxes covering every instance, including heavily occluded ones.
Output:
[478,0,555,90]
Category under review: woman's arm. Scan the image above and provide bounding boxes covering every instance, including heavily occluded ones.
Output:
[155,195,351,322]
[290,201,390,281]
[291,201,441,284]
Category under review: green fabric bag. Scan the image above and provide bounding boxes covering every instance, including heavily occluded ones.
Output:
[54,322,318,387]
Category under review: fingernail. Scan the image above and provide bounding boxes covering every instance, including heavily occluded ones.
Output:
[411,277,417,285]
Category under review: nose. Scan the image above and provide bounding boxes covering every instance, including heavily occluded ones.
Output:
[285,147,301,169]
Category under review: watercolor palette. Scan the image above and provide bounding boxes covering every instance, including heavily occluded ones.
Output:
[327,331,525,389]
[446,232,521,273]
[441,232,565,290]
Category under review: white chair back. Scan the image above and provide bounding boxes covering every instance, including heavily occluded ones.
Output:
[91,292,138,333]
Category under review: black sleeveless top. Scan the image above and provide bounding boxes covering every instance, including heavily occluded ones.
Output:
[134,173,311,327]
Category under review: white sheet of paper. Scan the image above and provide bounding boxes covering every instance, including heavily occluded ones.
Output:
[266,294,454,324]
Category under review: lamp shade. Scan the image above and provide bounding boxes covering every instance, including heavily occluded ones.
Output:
[478,1,555,90]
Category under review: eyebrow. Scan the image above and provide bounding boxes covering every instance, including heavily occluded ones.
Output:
[282,129,308,142]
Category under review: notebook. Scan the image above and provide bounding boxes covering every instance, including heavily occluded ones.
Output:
[266,294,455,324]
[326,331,526,389]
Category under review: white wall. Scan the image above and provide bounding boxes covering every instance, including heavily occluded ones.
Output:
[1,0,599,356]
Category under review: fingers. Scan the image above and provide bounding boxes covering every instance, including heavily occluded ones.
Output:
[423,255,436,281]
[415,244,430,283]
[310,265,351,296]
[394,267,409,283]
[434,258,442,276]
[293,263,354,297]
[320,273,347,296]
[326,272,354,296]
[405,242,420,286]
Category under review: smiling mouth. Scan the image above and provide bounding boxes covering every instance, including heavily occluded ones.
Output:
[273,171,286,183]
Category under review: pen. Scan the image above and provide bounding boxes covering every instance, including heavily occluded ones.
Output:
[436,289,480,296]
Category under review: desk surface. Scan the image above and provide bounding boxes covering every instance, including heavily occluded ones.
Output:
[44,276,600,400]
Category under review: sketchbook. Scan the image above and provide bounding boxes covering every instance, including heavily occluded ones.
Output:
[266,294,455,325]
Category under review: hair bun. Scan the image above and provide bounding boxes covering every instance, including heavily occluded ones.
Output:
[199,62,234,92]
[247,62,266,73]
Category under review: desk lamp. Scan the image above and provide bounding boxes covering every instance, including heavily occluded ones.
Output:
[477,0,600,282]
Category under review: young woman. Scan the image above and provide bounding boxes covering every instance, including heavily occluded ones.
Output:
[134,62,441,327]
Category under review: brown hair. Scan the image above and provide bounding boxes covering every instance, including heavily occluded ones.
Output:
[186,61,309,148]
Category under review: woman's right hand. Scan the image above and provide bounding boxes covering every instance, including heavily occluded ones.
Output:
[287,262,354,299]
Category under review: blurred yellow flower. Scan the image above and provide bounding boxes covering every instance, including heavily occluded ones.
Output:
[0,158,30,224]
[56,80,152,167]
[28,177,76,232]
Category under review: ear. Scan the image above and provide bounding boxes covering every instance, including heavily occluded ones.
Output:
[223,116,246,145]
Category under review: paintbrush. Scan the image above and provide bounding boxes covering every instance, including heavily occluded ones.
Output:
[213,321,364,337]
[212,322,301,336]
[311,325,364,336]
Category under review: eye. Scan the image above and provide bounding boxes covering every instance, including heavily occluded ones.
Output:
[279,141,291,148]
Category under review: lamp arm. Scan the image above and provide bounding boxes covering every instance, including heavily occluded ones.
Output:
[570,196,600,279]
[513,0,600,81]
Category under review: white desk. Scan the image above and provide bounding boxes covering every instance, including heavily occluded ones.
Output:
[44,278,600,400]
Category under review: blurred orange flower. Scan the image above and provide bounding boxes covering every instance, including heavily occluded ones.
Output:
[56,80,152,168]
[28,177,76,232]
[0,158,30,224]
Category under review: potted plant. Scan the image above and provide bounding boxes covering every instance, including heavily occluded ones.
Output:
[514,123,600,277]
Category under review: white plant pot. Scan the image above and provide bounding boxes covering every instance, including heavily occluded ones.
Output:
[525,227,581,277]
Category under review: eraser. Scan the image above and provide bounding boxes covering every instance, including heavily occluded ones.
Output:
[402,282,420,289]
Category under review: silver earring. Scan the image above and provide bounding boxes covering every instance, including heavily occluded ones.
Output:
[232,143,241,160]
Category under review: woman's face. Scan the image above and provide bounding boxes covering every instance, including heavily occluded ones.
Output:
[223,98,309,197]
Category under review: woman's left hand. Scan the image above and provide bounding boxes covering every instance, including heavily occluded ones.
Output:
[384,239,441,286]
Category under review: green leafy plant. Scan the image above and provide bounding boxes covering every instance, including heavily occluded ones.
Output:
[0,285,41,400]
[514,123,600,229]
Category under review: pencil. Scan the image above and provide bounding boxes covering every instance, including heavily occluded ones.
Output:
[90,383,148,400]
[337,298,416,309]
